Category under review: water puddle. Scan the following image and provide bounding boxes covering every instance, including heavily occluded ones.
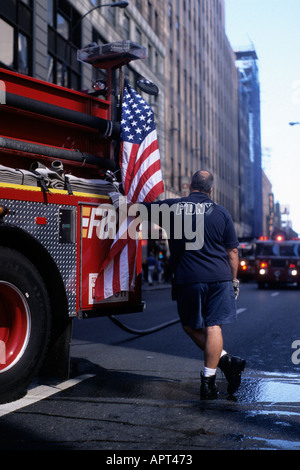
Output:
[229,371,300,450]
[238,371,300,403]
[248,437,300,450]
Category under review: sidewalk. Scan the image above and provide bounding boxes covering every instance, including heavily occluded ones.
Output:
[142,281,172,291]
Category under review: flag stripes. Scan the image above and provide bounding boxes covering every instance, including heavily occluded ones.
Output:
[94,84,164,301]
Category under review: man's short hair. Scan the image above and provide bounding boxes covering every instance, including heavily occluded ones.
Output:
[191,171,214,193]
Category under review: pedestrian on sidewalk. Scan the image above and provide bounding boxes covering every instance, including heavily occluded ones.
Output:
[139,170,245,399]
[109,170,245,399]
[147,251,157,286]
[157,257,164,283]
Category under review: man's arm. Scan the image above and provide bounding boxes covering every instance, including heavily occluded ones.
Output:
[227,247,239,299]
[227,247,239,280]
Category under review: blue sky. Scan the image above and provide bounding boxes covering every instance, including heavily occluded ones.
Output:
[225,0,300,235]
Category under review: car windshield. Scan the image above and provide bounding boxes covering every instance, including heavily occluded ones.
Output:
[255,243,278,256]
[255,242,300,257]
[239,247,254,257]
[279,245,297,256]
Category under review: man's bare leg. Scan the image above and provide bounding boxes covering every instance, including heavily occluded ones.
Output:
[183,325,223,369]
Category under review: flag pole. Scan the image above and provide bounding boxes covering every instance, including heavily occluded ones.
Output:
[114,66,125,170]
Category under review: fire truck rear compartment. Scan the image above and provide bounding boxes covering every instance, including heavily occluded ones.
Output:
[0,222,72,383]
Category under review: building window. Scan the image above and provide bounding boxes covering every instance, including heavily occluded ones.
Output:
[0,1,32,75]
[91,29,107,85]
[148,1,152,27]
[148,43,152,67]
[56,12,69,40]
[47,0,81,89]
[154,10,159,35]
[18,32,29,75]
[106,2,117,26]
[123,13,130,39]
[0,19,14,68]
[135,27,142,44]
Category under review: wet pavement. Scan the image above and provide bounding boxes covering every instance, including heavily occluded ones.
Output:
[127,282,300,450]
[63,339,300,451]
[0,343,299,451]
[0,282,299,451]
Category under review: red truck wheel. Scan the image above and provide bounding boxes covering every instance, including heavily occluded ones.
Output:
[0,282,31,373]
[0,247,51,404]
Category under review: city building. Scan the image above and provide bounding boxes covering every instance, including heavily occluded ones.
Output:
[0,0,264,238]
[235,48,263,238]
[164,0,240,230]
[261,170,273,237]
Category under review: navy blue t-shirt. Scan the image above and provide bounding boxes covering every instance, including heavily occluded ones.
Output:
[142,192,239,284]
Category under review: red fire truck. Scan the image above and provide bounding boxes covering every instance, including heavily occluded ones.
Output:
[0,41,146,404]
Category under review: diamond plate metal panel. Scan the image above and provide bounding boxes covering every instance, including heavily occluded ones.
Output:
[0,198,77,316]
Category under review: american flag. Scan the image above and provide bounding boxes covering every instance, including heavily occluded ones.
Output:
[94,83,164,301]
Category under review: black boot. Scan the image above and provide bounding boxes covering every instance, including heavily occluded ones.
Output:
[218,354,246,395]
[200,372,218,400]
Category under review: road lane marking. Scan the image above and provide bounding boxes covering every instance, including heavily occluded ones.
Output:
[271,292,279,296]
[0,374,95,418]
[237,308,247,315]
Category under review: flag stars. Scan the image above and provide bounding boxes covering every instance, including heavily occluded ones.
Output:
[121,84,156,144]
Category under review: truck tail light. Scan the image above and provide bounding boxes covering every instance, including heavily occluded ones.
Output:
[240,260,247,271]
[289,264,298,276]
[259,261,268,276]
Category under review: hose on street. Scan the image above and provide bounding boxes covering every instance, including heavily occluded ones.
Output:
[108,315,180,336]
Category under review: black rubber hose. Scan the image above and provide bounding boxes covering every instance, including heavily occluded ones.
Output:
[108,315,180,336]
[5,92,121,139]
[0,136,117,170]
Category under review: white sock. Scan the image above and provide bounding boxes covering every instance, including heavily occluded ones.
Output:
[203,367,216,377]
[220,350,227,358]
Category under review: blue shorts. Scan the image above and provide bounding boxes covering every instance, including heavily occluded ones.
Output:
[176,281,237,329]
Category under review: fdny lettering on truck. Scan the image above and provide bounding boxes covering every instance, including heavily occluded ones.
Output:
[81,204,117,240]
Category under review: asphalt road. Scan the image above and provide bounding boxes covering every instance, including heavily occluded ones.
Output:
[0,281,299,453]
